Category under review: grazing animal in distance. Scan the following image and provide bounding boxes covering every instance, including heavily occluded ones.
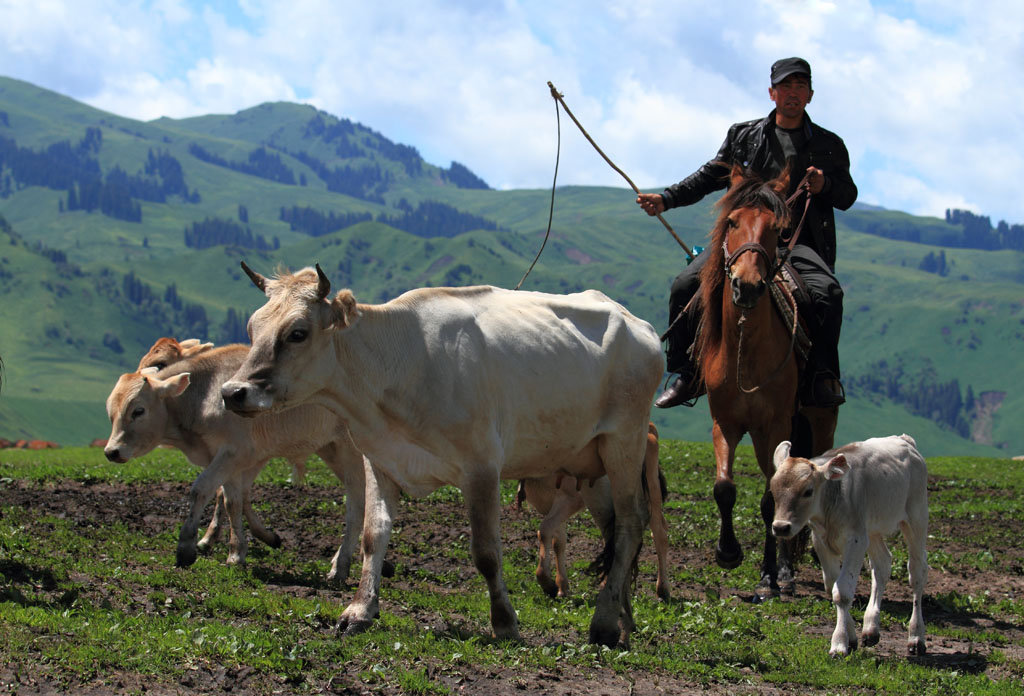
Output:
[696,164,838,599]
[520,422,671,600]
[106,339,368,583]
[221,263,663,647]
[770,434,928,657]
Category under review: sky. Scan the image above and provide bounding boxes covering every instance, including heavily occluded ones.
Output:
[2,0,1023,226]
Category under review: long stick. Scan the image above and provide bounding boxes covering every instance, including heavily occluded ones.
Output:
[547,81,694,260]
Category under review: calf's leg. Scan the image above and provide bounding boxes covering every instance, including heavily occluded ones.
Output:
[861,535,892,647]
[644,428,671,601]
[320,441,367,584]
[536,485,583,598]
[177,449,241,567]
[830,533,868,657]
[337,459,399,635]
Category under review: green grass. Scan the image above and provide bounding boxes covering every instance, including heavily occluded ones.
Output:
[1,444,1022,694]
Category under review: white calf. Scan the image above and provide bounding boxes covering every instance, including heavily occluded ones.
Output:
[770,434,928,657]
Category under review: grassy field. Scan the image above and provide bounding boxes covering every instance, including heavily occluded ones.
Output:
[1,442,1022,694]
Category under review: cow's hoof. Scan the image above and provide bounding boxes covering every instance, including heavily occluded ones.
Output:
[336,617,373,637]
[861,629,880,647]
[715,543,743,570]
[908,639,927,656]
[176,546,198,568]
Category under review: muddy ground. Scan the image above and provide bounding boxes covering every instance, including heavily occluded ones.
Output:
[1,477,1023,695]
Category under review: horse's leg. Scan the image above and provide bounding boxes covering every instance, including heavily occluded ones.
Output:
[757,483,780,599]
[711,421,743,569]
[753,426,794,599]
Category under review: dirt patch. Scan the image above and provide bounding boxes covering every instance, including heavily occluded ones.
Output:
[2,479,1022,694]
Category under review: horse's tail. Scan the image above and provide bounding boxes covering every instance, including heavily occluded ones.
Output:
[514,479,526,510]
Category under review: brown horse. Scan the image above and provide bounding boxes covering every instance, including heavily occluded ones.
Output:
[696,164,838,598]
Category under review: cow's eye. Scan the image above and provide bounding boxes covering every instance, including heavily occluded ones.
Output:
[131,407,145,420]
[287,328,308,343]
[802,487,813,498]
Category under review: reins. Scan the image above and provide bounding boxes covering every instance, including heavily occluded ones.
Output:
[515,82,696,291]
[728,172,814,393]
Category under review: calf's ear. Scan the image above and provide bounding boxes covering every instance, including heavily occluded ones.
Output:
[773,441,792,471]
[824,454,849,480]
[330,289,361,329]
[152,372,191,398]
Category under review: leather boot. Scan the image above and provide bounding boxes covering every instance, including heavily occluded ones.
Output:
[655,370,704,408]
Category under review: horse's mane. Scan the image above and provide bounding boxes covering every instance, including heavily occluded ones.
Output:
[695,167,791,365]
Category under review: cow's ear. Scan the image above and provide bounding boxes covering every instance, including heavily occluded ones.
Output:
[825,454,849,480]
[773,440,792,471]
[153,372,191,398]
[330,289,361,329]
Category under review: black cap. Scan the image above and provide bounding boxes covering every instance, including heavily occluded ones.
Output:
[771,57,811,85]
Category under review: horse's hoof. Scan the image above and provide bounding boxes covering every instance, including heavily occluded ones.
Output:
[908,639,926,656]
[589,626,619,648]
[536,573,559,598]
[779,580,796,596]
[382,559,396,578]
[861,630,880,648]
[176,546,198,568]
[715,544,744,570]
[266,533,282,549]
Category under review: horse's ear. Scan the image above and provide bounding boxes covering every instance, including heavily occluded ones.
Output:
[729,163,746,189]
[772,162,792,195]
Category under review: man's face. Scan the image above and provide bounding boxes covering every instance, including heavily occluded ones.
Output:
[769,75,813,122]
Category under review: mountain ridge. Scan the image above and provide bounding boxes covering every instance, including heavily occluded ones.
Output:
[0,75,1020,456]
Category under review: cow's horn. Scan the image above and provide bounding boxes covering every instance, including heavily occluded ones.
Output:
[240,261,267,292]
[315,263,331,299]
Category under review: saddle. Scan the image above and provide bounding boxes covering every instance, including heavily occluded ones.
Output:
[769,261,813,367]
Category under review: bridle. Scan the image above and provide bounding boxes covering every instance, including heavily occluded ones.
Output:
[724,171,814,394]
[722,170,813,287]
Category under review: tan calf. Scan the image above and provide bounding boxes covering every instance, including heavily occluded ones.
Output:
[106,339,367,582]
[521,423,671,601]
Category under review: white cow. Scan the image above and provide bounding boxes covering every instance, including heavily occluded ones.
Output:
[520,422,671,601]
[770,434,928,657]
[221,263,663,647]
[105,340,368,583]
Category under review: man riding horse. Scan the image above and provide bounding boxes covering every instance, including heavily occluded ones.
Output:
[637,57,857,409]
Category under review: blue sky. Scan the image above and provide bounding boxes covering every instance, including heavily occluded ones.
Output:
[2,0,1022,226]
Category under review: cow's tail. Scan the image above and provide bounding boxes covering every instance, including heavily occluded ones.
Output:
[514,480,526,510]
[586,467,648,586]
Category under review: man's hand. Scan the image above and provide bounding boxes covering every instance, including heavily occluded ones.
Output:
[806,166,826,194]
[636,193,665,216]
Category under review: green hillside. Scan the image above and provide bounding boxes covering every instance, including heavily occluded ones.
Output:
[0,75,1019,456]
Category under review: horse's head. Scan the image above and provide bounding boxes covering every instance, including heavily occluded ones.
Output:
[715,165,792,309]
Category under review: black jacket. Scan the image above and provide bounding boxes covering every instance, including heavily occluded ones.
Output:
[661,109,857,271]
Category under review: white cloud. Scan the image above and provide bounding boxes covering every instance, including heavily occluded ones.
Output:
[0,0,1022,224]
